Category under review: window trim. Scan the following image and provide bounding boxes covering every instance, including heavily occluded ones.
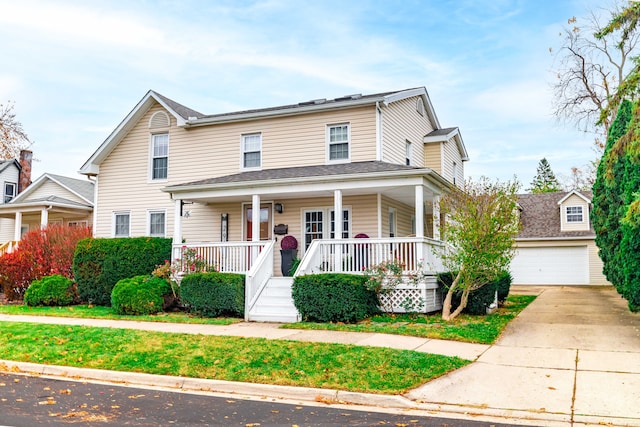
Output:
[147,209,167,237]
[150,133,169,181]
[326,123,350,163]
[113,211,131,237]
[565,206,584,223]
[4,182,17,203]
[241,133,262,170]
[405,140,412,166]
[67,220,88,227]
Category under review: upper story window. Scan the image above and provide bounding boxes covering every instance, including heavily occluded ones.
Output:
[405,141,412,166]
[566,206,583,222]
[148,210,166,237]
[113,212,131,237]
[151,133,169,180]
[3,182,16,203]
[327,124,350,162]
[242,133,262,169]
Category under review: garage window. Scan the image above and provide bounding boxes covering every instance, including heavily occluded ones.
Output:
[566,206,583,222]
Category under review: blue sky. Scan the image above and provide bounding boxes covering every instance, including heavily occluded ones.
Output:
[0,0,609,188]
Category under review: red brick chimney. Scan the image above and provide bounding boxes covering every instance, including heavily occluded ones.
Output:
[18,149,32,194]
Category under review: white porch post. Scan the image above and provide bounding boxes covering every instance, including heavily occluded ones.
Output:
[13,212,22,241]
[40,208,49,228]
[251,194,260,263]
[173,199,182,261]
[415,185,425,269]
[432,195,441,240]
[334,189,343,272]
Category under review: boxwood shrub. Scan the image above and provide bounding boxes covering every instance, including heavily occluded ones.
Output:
[111,275,171,315]
[292,273,380,323]
[24,275,76,307]
[73,237,172,306]
[438,270,512,315]
[180,272,245,317]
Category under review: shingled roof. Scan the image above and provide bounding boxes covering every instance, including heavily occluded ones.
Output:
[517,191,594,239]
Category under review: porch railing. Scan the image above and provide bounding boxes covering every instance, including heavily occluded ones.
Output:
[172,241,269,274]
[245,240,276,321]
[295,237,446,276]
[0,240,18,256]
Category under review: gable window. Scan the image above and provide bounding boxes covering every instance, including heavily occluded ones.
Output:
[416,98,425,116]
[327,124,350,162]
[3,182,16,203]
[151,133,169,180]
[148,210,166,237]
[242,133,262,169]
[113,212,130,237]
[566,206,583,222]
[405,141,412,166]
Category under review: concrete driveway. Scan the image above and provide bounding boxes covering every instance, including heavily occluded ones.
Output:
[407,286,640,426]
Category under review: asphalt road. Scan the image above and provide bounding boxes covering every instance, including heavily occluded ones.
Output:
[0,372,524,427]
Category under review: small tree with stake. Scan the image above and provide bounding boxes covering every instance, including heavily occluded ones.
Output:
[440,177,521,321]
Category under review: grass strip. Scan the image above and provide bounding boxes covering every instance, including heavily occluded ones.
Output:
[281,294,536,344]
[0,321,469,394]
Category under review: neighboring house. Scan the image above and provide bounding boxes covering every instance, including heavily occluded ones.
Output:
[80,87,469,320]
[0,172,94,254]
[0,150,33,249]
[510,190,609,286]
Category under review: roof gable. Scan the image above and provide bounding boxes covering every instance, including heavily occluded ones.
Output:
[11,173,94,205]
[557,189,591,205]
[423,127,469,161]
[517,191,594,239]
[0,159,21,175]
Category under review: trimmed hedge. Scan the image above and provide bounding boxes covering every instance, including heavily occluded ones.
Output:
[180,272,245,317]
[73,237,172,306]
[292,273,380,323]
[111,275,171,315]
[24,275,76,307]
[438,271,512,315]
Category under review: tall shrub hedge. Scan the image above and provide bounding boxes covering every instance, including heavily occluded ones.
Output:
[180,272,245,317]
[73,237,172,305]
[291,273,380,323]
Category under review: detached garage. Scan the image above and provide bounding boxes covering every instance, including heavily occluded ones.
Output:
[512,191,610,286]
[510,246,589,285]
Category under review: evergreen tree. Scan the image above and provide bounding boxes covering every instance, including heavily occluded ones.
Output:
[529,158,561,193]
[592,99,633,292]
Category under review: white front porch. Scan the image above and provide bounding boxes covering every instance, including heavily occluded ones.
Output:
[173,236,446,322]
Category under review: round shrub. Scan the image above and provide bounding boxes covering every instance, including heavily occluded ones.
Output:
[111,275,171,315]
[280,235,298,250]
[292,273,380,323]
[180,272,245,318]
[24,275,76,307]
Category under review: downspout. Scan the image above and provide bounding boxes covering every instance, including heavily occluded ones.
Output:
[376,101,382,161]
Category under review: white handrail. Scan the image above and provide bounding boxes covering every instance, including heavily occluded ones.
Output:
[245,240,276,320]
[172,241,268,274]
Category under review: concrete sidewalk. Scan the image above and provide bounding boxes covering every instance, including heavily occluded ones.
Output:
[1,286,639,426]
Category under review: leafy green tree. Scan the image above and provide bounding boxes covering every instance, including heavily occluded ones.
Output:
[439,177,520,321]
[592,99,633,290]
[529,158,562,193]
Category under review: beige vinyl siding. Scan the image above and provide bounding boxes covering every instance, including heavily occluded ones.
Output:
[26,180,89,205]
[423,143,442,174]
[381,196,424,237]
[441,137,464,186]
[381,97,435,166]
[514,239,610,286]
[0,218,14,243]
[560,194,590,232]
[95,102,379,238]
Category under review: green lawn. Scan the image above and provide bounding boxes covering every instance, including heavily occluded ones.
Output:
[281,294,536,344]
[0,321,469,394]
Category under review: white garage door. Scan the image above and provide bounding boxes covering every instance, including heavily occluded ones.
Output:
[510,246,589,285]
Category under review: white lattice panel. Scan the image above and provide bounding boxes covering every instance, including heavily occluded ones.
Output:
[379,278,442,313]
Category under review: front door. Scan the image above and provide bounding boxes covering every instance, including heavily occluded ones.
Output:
[244,203,272,241]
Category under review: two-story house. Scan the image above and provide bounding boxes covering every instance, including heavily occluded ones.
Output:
[80,87,469,320]
[510,190,609,286]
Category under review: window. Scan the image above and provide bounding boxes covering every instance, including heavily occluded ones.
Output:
[327,124,349,162]
[242,133,262,169]
[151,133,169,180]
[566,206,583,222]
[452,161,458,185]
[416,98,425,116]
[114,212,130,237]
[149,210,166,237]
[3,182,16,203]
[389,208,397,237]
[405,141,412,166]
[68,220,88,227]
[303,208,351,249]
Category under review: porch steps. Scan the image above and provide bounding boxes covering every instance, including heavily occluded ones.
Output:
[247,277,300,323]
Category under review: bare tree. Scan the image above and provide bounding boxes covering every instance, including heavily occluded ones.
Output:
[551,3,638,140]
[0,101,31,159]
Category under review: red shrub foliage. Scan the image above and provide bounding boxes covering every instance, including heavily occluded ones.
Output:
[0,224,92,301]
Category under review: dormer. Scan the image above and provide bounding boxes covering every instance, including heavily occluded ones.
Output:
[558,190,591,232]
[423,127,469,187]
